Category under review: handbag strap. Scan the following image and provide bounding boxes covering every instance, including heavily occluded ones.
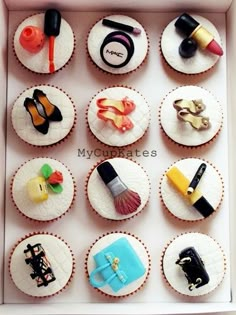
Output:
[89,262,117,288]
[89,252,128,288]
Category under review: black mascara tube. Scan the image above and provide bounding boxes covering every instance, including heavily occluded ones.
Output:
[102,18,141,35]
[187,163,207,195]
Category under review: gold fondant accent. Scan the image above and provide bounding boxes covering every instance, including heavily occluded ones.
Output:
[27,176,48,203]
[166,166,203,205]
[190,25,214,49]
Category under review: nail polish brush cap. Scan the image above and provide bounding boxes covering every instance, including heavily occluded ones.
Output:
[97,161,118,184]
[175,13,199,37]
[44,9,61,37]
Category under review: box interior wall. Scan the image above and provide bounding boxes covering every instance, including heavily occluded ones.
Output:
[1,0,236,314]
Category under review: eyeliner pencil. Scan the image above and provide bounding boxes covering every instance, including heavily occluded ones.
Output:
[102,18,141,35]
[187,163,207,195]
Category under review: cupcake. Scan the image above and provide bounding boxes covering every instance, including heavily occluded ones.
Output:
[9,232,75,297]
[11,157,75,221]
[11,85,76,146]
[87,86,150,147]
[86,232,150,297]
[160,158,223,221]
[86,158,150,220]
[161,232,226,296]
[159,85,222,147]
[160,13,223,74]
[87,15,148,74]
[13,9,75,74]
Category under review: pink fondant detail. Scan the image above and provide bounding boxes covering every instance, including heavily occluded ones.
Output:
[206,39,223,56]
[112,34,131,47]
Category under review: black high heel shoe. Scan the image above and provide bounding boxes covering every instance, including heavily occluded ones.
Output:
[24,98,49,134]
[33,89,63,122]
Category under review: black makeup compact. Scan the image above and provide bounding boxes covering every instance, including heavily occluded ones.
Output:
[100,31,134,68]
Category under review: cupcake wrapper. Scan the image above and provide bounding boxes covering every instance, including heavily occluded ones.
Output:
[11,84,77,148]
[159,14,223,76]
[158,86,223,149]
[10,157,76,222]
[85,157,150,221]
[160,232,227,297]
[85,231,151,298]
[86,14,150,75]
[159,157,224,223]
[13,13,76,75]
[8,231,75,298]
[86,85,150,148]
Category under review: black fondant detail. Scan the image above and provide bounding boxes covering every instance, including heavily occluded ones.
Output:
[179,38,198,58]
[176,246,210,290]
[102,18,135,34]
[24,98,49,135]
[187,163,206,193]
[33,89,63,122]
[24,243,56,287]
[175,13,199,37]
[193,196,214,218]
[97,161,118,185]
[44,9,61,37]
[100,31,134,68]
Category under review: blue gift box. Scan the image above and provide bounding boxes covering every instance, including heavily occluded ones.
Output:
[89,237,146,292]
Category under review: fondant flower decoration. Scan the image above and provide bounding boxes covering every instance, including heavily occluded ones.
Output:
[41,164,63,193]
[48,171,63,184]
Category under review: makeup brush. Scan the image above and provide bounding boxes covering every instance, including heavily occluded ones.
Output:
[44,9,61,73]
[96,161,141,215]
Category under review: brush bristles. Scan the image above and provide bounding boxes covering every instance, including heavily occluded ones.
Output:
[114,189,141,215]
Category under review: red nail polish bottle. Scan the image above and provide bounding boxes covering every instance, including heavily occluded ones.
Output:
[19,25,45,53]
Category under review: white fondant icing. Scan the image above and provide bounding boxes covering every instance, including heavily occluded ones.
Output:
[87,233,149,296]
[161,15,221,74]
[160,85,222,146]
[87,87,150,147]
[10,234,73,297]
[87,15,148,74]
[14,13,74,74]
[11,85,75,146]
[87,158,150,220]
[12,158,74,221]
[102,41,129,66]
[160,158,223,221]
[162,233,225,296]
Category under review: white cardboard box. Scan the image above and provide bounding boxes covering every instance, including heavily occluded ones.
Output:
[1,0,236,314]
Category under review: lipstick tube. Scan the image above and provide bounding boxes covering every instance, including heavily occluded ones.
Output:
[175,13,223,56]
[166,166,214,218]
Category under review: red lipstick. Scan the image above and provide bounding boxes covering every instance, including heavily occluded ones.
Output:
[175,13,223,56]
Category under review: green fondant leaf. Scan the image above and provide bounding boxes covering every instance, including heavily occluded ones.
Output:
[48,183,63,194]
[41,164,53,179]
